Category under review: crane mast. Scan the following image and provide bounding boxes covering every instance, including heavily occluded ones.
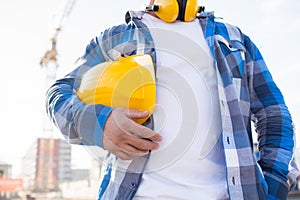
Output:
[40,0,76,136]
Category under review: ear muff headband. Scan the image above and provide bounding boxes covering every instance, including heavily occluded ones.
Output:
[145,0,203,23]
[178,0,186,21]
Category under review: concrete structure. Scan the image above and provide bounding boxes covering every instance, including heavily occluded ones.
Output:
[22,142,37,190]
[21,138,71,192]
[0,161,12,178]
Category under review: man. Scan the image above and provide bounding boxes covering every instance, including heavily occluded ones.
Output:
[46,0,297,199]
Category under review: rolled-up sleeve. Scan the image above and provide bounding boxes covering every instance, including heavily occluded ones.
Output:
[246,35,296,199]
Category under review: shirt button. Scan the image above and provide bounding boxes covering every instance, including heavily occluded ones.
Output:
[232,176,236,185]
[130,182,136,188]
[226,137,230,144]
[221,100,225,107]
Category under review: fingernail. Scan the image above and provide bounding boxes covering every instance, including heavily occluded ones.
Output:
[143,110,149,115]
[156,135,162,142]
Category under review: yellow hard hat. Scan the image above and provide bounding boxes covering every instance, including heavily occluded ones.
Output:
[77,54,156,124]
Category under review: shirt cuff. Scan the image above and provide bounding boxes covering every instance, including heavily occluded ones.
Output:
[94,106,113,147]
[264,171,289,200]
[77,104,113,148]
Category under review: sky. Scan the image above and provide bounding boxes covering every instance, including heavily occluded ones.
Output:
[0,0,300,177]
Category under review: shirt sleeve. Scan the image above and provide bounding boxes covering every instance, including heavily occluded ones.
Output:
[246,35,296,199]
[45,23,136,148]
[45,36,113,147]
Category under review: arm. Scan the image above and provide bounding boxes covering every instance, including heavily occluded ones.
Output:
[45,24,162,158]
[246,35,295,199]
[46,23,135,147]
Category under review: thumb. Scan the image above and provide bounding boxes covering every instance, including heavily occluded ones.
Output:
[126,109,149,119]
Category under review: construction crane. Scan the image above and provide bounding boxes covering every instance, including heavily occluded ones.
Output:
[40,0,76,67]
[40,0,77,135]
[40,0,76,68]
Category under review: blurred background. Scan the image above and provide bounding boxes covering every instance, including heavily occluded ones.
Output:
[0,0,300,199]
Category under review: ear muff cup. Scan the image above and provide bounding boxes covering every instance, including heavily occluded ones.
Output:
[154,0,179,23]
[182,0,198,22]
[149,0,199,23]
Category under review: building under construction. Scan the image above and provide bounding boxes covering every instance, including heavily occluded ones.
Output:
[22,138,71,192]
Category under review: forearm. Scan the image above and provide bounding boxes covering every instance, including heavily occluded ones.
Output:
[254,104,294,199]
[246,35,295,199]
[46,75,113,147]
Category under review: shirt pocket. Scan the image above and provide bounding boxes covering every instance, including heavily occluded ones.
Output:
[216,35,246,79]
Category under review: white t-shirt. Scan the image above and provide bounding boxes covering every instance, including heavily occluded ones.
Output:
[134,14,228,200]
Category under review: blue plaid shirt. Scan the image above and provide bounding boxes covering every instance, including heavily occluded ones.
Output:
[46,11,297,200]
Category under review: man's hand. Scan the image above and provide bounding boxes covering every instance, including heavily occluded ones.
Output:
[103,108,162,160]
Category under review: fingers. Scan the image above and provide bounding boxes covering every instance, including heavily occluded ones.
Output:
[108,145,147,160]
[113,108,162,141]
[125,136,159,151]
[125,109,149,119]
[103,108,163,160]
[126,119,162,142]
[103,135,157,160]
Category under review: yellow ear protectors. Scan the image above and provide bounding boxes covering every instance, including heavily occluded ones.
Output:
[77,54,156,125]
[146,0,179,23]
[145,0,205,23]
